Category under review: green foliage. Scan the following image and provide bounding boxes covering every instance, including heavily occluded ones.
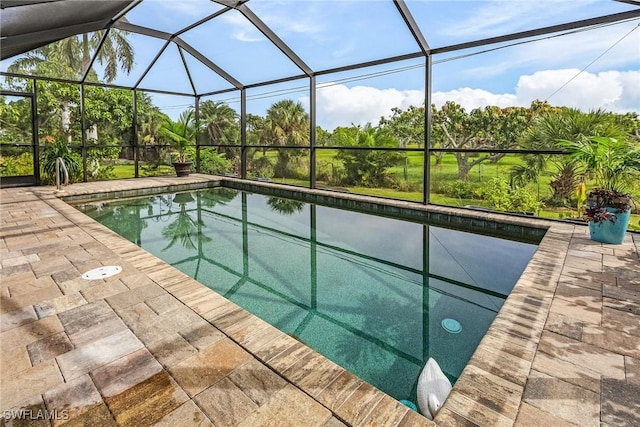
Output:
[379,105,425,148]
[575,182,587,217]
[431,101,539,179]
[439,179,478,199]
[513,108,628,204]
[200,100,239,145]
[199,150,232,175]
[559,136,640,193]
[248,155,274,179]
[0,153,33,176]
[334,125,404,187]
[475,177,541,214]
[7,29,133,83]
[40,138,82,184]
[263,100,309,177]
[158,110,202,163]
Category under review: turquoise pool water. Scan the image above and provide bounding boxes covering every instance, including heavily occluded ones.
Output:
[76,188,538,402]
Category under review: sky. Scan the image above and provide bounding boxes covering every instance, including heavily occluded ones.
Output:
[2,0,639,130]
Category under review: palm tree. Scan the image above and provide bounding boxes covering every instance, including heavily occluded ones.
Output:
[200,100,239,163]
[9,29,133,83]
[7,28,134,142]
[200,100,238,144]
[263,99,309,178]
[137,106,165,166]
[158,110,201,163]
[162,192,211,251]
[512,108,627,205]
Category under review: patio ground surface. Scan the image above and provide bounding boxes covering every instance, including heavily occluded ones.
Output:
[1,175,638,426]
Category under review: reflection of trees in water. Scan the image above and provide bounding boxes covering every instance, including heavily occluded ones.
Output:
[333,292,423,400]
[267,196,305,215]
[199,188,239,208]
[335,292,421,364]
[162,192,210,251]
[92,198,151,244]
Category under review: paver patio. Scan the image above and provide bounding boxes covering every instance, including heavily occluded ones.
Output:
[1,175,638,426]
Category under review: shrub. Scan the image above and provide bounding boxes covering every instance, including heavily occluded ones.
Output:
[200,150,232,175]
[40,138,82,184]
[0,153,33,176]
[475,177,541,214]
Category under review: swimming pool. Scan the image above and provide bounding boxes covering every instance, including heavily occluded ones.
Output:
[76,187,538,402]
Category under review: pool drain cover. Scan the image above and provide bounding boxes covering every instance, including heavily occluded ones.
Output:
[441,318,462,334]
[82,266,122,280]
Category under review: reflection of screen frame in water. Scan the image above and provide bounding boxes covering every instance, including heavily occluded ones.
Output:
[75,188,538,401]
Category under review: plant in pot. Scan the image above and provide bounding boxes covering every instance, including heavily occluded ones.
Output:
[560,136,640,244]
[159,110,201,177]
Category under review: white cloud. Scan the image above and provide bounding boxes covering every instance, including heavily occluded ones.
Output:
[299,69,639,130]
[300,83,424,130]
[220,11,263,42]
[515,69,640,112]
[431,88,516,109]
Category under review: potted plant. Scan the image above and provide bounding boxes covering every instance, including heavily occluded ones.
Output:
[560,136,640,244]
[159,110,201,177]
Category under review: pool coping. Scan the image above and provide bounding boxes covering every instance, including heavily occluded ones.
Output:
[56,174,576,425]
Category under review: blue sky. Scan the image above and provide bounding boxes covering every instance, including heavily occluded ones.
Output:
[3,0,639,129]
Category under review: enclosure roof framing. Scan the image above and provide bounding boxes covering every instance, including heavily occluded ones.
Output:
[430,9,640,55]
[1,0,639,96]
[0,0,134,60]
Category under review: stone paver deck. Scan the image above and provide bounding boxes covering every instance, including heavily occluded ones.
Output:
[1,175,638,426]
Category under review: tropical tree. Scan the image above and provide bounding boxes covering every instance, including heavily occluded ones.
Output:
[263,99,310,178]
[334,124,403,187]
[200,100,239,169]
[7,28,134,148]
[162,192,211,251]
[512,108,627,205]
[158,110,201,163]
[267,197,306,215]
[379,105,425,148]
[200,100,238,144]
[8,29,133,83]
[431,101,535,179]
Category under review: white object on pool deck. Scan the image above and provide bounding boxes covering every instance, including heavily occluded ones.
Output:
[81,265,122,280]
[416,357,452,420]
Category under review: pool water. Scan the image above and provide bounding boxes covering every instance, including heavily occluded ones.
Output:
[76,188,538,402]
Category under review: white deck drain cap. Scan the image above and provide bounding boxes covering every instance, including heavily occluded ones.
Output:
[82,266,122,280]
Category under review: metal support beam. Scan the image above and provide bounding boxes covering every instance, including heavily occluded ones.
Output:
[393,0,430,55]
[424,55,432,205]
[237,3,313,76]
[32,79,41,185]
[133,40,170,89]
[174,38,243,89]
[132,89,139,178]
[81,28,111,83]
[112,21,172,40]
[310,76,316,189]
[80,84,87,182]
[240,88,247,178]
[178,46,197,95]
[195,95,201,172]
[431,10,640,55]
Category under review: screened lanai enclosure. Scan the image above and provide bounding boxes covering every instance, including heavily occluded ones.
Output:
[1,0,639,224]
